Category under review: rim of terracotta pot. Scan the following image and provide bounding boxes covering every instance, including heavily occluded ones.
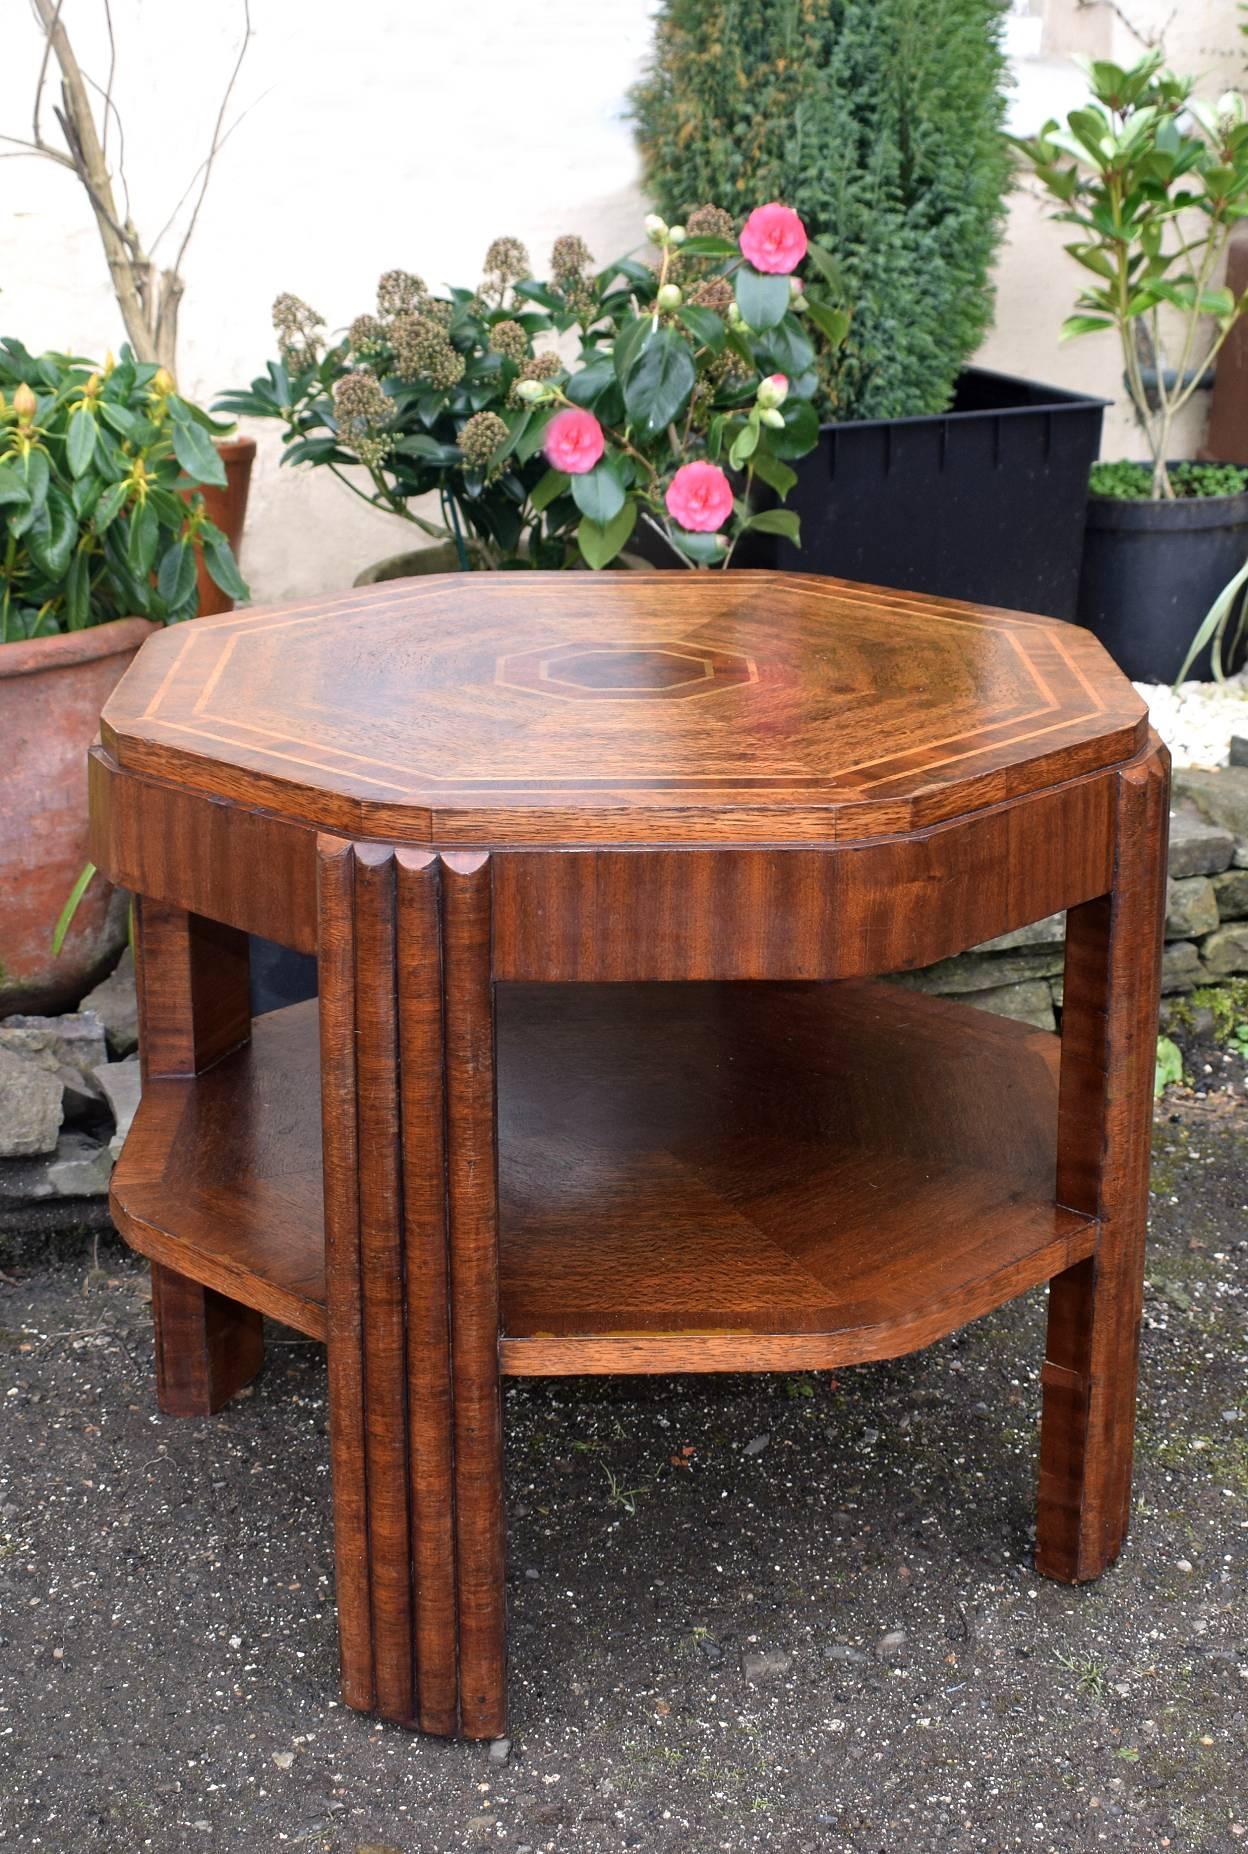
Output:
[216,434,257,463]
[0,614,157,681]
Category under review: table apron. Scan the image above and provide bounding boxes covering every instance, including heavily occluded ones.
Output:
[92,746,1121,981]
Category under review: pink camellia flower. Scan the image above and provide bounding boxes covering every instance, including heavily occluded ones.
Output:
[739,203,808,275]
[665,460,734,533]
[544,406,605,475]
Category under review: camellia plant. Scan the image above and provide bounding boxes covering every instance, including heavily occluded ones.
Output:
[0,338,247,641]
[223,206,849,570]
[1015,53,1248,500]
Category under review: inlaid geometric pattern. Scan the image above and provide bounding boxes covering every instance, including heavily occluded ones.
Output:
[497,639,758,702]
[101,571,1147,846]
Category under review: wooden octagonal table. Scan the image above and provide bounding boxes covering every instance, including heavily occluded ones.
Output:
[91,571,1168,1739]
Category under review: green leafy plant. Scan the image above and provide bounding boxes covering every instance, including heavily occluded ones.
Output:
[0,339,247,642]
[1090,459,1248,501]
[1155,1034,1184,1096]
[1015,54,1248,500]
[630,0,1011,422]
[222,211,848,571]
[1177,552,1248,683]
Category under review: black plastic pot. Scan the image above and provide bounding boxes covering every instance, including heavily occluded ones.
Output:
[1077,485,1248,683]
[729,367,1106,619]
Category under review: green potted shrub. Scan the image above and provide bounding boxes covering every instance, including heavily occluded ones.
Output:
[0,340,246,1011]
[628,0,1107,619]
[221,220,844,576]
[1016,54,1248,681]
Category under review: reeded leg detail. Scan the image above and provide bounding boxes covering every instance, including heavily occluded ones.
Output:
[132,900,261,1415]
[1038,742,1169,1582]
[317,838,504,1738]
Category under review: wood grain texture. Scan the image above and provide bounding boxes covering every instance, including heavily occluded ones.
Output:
[111,982,1098,1372]
[99,572,1146,847]
[1039,738,1170,1582]
[90,745,319,953]
[149,1262,264,1417]
[441,853,507,1740]
[316,837,374,1713]
[491,769,1115,982]
[395,850,459,1737]
[126,900,261,1416]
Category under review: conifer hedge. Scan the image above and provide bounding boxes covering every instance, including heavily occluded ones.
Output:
[630,0,1013,421]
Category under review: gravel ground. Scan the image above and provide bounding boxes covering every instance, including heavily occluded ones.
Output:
[1,1082,1247,1854]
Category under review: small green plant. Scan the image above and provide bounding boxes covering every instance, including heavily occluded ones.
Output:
[1055,1649,1108,1699]
[602,1464,648,1515]
[0,339,245,641]
[1090,459,1248,501]
[1155,1034,1184,1096]
[1015,54,1248,501]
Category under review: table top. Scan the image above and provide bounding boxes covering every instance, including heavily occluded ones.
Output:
[101,571,1147,846]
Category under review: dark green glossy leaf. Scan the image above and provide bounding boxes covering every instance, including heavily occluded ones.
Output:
[202,534,249,602]
[622,327,696,435]
[749,446,797,499]
[67,406,97,478]
[157,539,197,608]
[64,548,90,630]
[735,266,790,332]
[530,467,569,512]
[576,497,637,569]
[760,397,820,460]
[27,484,77,580]
[93,480,130,532]
[745,507,801,543]
[171,417,227,488]
[676,305,725,351]
[126,501,160,578]
[571,462,626,525]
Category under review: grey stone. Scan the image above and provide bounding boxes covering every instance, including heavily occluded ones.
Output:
[0,1010,107,1077]
[1202,923,1248,979]
[1160,941,1204,994]
[742,1648,792,1682]
[1214,868,1248,919]
[0,1047,63,1157]
[961,979,1056,1031]
[488,1738,512,1766]
[898,947,1064,996]
[1167,807,1235,878]
[1166,876,1219,940]
[1230,734,1248,768]
[1173,767,1248,843]
[875,1629,907,1662]
[97,1057,142,1157]
[45,1132,114,1198]
[80,947,138,1057]
[824,1643,869,1665]
[56,1063,105,1124]
[743,1434,770,1457]
[973,912,1065,954]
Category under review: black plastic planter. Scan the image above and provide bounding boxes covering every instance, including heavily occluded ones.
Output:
[732,366,1106,620]
[1076,485,1248,684]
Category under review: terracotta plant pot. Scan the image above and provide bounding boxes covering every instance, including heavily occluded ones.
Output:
[195,434,256,617]
[0,616,155,1014]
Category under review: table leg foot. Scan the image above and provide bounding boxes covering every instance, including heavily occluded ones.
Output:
[151,1261,264,1416]
[1037,744,1168,1584]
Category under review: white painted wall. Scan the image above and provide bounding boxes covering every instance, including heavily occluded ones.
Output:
[1,0,1243,604]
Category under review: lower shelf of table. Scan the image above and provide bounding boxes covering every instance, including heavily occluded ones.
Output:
[110,981,1097,1375]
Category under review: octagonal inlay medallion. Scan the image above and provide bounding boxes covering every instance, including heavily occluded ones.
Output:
[496,638,758,701]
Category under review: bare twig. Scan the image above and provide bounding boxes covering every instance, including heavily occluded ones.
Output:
[8,0,254,372]
[169,0,251,285]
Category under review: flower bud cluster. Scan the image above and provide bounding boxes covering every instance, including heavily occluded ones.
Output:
[458,409,510,473]
[272,293,325,370]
